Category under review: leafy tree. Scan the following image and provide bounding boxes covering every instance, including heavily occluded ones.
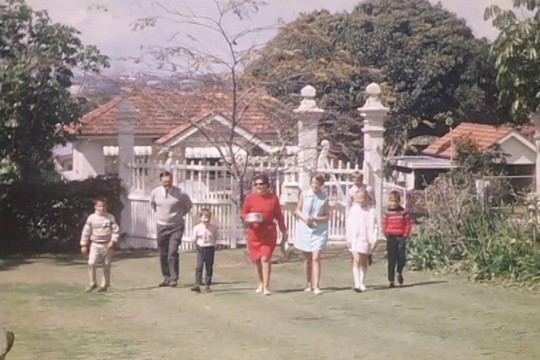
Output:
[485,0,540,121]
[0,0,109,184]
[245,0,507,161]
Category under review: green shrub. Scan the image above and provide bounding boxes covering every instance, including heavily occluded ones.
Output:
[461,210,540,285]
[468,239,540,284]
[0,176,125,255]
[408,148,540,287]
[409,206,540,286]
[408,233,450,271]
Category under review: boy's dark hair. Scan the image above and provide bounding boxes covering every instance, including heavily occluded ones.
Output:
[389,190,401,202]
[159,171,172,179]
[93,197,108,206]
[351,171,363,181]
[310,173,326,186]
[199,208,212,218]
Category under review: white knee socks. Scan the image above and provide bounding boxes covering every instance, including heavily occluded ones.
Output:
[359,267,367,291]
[352,267,361,289]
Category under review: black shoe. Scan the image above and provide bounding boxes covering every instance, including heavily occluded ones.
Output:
[368,254,373,265]
[169,281,178,287]
[191,285,201,292]
[98,286,108,292]
[398,274,404,286]
[85,284,98,292]
[389,282,395,288]
[158,280,169,287]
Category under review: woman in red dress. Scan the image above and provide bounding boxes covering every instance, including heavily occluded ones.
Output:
[242,173,288,296]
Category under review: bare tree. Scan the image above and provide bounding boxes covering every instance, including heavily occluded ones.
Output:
[130,0,296,206]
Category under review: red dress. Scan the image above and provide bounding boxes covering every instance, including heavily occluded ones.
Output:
[242,192,287,261]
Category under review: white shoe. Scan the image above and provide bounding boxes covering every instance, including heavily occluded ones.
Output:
[255,284,263,293]
[304,286,312,292]
[263,289,271,296]
[359,284,366,292]
[313,288,323,295]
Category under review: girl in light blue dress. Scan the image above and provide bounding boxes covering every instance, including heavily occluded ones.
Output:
[294,174,330,295]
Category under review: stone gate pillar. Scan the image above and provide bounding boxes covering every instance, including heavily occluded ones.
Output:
[294,85,324,190]
[359,83,389,229]
[117,99,136,237]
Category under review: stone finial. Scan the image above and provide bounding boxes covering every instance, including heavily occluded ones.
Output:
[301,85,316,98]
[366,83,381,97]
[294,85,324,113]
[359,82,389,112]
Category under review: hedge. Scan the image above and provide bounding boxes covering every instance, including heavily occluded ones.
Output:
[0,176,125,255]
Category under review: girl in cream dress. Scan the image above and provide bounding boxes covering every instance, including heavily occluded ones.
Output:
[346,189,378,292]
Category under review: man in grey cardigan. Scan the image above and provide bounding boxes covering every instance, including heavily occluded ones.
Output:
[150,171,193,287]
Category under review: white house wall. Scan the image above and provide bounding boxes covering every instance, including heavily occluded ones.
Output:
[71,137,157,180]
[499,136,535,165]
[73,140,105,179]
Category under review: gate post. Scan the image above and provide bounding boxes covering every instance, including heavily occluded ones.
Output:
[294,85,324,190]
[359,83,389,230]
[117,98,136,241]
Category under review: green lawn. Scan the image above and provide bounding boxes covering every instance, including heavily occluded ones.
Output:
[1,248,539,360]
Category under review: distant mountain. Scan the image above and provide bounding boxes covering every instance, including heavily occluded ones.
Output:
[72,72,227,99]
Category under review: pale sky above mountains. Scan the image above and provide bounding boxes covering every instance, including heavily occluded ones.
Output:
[26,0,516,74]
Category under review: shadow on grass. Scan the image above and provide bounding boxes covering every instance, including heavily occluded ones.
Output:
[274,288,306,294]
[0,250,159,271]
[0,257,33,272]
[115,280,248,293]
[275,286,352,294]
[51,250,158,267]
[370,280,448,291]
[209,287,255,294]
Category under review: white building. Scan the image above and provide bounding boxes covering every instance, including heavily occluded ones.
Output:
[390,122,536,190]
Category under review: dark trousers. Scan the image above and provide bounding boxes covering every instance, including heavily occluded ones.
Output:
[387,235,407,282]
[157,224,184,282]
[195,245,216,286]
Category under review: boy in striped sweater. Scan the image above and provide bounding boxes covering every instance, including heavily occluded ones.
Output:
[80,197,120,292]
[383,191,412,288]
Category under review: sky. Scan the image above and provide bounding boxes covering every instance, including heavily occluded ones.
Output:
[25,0,516,74]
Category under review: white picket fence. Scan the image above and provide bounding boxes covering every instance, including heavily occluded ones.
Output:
[121,157,366,250]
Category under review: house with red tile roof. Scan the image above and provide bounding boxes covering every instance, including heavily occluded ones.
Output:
[58,88,296,180]
[389,122,536,190]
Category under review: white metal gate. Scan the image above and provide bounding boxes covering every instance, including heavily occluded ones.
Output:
[121,156,365,250]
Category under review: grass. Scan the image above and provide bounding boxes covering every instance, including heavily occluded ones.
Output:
[1,248,539,360]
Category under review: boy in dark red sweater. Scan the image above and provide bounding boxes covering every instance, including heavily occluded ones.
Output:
[383,191,412,288]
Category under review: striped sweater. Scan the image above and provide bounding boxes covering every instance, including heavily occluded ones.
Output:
[80,212,120,246]
[383,205,412,237]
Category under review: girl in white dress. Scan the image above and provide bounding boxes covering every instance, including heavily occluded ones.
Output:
[346,189,378,292]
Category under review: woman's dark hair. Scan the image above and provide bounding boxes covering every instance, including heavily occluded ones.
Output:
[252,173,269,185]
[310,173,326,186]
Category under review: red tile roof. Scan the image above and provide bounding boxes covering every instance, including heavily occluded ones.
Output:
[422,122,531,159]
[77,88,289,138]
